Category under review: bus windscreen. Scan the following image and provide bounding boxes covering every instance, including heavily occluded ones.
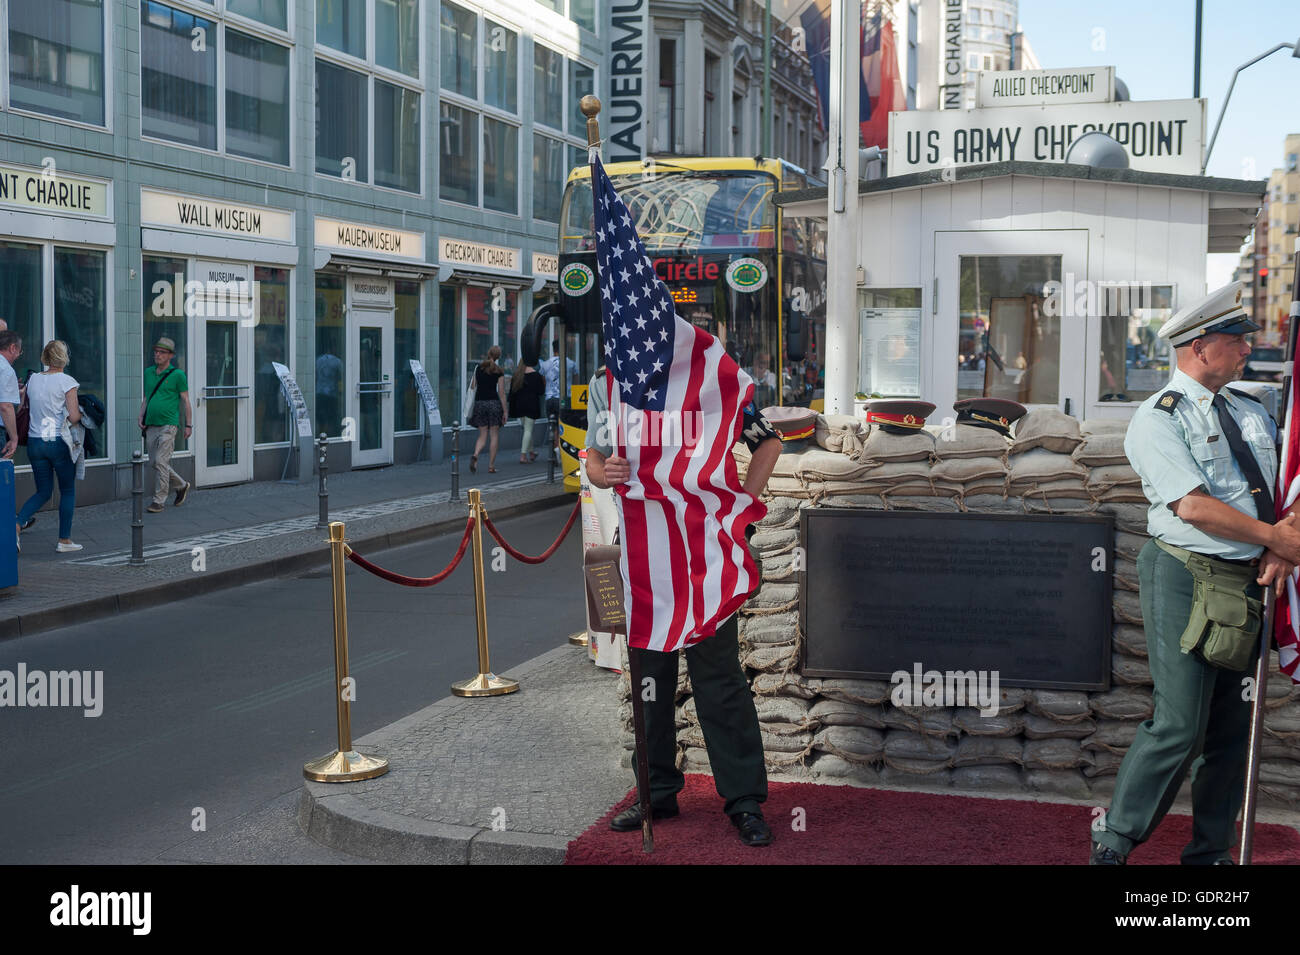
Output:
[561,171,777,254]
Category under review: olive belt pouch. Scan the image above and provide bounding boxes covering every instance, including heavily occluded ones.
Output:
[1155,539,1261,671]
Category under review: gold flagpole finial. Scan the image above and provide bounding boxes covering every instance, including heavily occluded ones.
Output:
[581,95,602,149]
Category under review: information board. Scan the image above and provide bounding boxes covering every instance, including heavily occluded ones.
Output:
[409,359,441,428]
[800,509,1113,690]
[271,362,314,438]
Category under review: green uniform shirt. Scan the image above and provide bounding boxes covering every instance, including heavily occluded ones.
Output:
[144,365,189,426]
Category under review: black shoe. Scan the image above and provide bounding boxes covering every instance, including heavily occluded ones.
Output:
[609,803,679,832]
[174,483,190,507]
[1090,841,1127,865]
[20,518,35,531]
[731,811,773,847]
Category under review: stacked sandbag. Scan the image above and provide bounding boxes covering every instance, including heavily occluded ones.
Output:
[615,417,1300,806]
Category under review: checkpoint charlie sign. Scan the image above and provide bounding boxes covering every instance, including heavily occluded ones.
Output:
[889,97,1205,176]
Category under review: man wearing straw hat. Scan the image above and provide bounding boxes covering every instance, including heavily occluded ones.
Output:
[139,337,192,512]
[1091,282,1300,865]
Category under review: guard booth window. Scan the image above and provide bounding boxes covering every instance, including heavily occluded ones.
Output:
[957,255,1061,405]
[1097,284,1173,403]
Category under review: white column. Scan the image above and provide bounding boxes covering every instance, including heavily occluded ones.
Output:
[683,18,705,155]
[824,0,860,415]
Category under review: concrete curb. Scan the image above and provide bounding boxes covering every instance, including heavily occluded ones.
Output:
[4,490,571,639]
[298,646,583,865]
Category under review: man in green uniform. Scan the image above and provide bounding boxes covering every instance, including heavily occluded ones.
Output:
[138,337,192,513]
[1092,282,1300,864]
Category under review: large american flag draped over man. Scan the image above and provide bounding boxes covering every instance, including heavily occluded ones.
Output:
[589,155,768,653]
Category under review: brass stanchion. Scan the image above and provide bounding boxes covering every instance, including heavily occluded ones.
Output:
[304,521,390,782]
[568,631,589,647]
[452,489,520,697]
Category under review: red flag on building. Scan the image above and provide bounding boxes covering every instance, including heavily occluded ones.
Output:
[589,156,767,652]
[860,11,905,150]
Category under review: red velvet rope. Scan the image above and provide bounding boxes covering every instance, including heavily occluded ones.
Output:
[345,516,475,586]
[481,499,581,565]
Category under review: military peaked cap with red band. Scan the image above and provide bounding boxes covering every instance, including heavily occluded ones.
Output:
[953,397,1027,437]
[864,399,936,435]
[762,405,817,451]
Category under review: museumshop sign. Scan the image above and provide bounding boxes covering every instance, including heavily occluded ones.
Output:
[0,161,109,218]
[141,187,293,241]
[889,98,1205,176]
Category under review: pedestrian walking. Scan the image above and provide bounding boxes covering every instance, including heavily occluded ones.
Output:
[16,341,83,553]
[1091,282,1300,865]
[468,345,508,473]
[138,337,192,513]
[508,360,546,463]
[0,330,21,460]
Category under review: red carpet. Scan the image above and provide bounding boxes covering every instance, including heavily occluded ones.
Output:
[565,774,1300,865]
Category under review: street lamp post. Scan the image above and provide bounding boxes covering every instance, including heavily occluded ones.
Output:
[1202,39,1300,172]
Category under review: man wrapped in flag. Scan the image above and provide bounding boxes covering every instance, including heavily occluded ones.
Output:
[583,156,784,847]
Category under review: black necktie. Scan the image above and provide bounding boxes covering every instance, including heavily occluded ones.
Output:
[1212,393,1274,523]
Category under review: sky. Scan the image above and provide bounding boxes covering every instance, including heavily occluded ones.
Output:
[1017,0,1300,288]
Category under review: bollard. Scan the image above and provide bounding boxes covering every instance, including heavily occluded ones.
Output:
[450,488,520,698]
[304,521,390,782]
[129,451,145,567]
[316,433,329,530]
[548,411,558,484]
[450,421,460,502]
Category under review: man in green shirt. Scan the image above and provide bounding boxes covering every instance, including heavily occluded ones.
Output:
[138,337,192,512]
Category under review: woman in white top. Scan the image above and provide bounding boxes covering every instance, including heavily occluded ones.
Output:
[16,340,83,552]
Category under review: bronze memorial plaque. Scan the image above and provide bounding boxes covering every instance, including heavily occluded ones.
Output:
[584,561,627,634]
[800,510,1113,690]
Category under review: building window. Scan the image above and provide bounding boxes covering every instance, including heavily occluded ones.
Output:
[253,266,290,445]
[7,0,106,126]
[314,0,422,192]
[314,273,346,437]
[533,0,596,35]
[438,4,519,213]
[657,38,676,153]
[142,256,188,454]
[393,280,421,433]
[704,53,721,156]
[0,243,109,466]
[532,43,592,222]
[141,1,291,165]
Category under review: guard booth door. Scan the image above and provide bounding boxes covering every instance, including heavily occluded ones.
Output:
[349,308,394,467]
[934,230,1089,419]
[193,314,255,487]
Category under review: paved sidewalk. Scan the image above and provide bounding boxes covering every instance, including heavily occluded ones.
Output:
[0,450,570,638]
[299,645,628,864]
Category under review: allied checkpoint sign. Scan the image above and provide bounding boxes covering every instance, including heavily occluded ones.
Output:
[800,510,1113,691]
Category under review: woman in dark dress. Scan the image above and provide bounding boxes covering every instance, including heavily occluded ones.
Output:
[468,345,508,472]
[508,361,547,463]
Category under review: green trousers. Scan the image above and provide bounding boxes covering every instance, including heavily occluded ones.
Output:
[1096,538,1260,863]
[630,612,768,817]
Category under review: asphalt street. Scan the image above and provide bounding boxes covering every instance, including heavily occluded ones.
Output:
[0,504,586,864]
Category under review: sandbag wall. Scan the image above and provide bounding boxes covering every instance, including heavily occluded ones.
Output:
[616,409,1300,807]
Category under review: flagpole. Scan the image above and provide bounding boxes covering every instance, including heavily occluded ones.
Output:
[1240,238,1300,864]
[583,94,654,853]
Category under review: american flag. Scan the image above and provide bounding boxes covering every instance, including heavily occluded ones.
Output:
[1274,242,1300,681]
[590,155,767,653]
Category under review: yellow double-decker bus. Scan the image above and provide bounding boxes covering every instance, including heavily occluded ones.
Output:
[523,156,827,490]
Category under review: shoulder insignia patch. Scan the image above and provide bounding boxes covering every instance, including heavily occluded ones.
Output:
[1156,391,1183,413]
